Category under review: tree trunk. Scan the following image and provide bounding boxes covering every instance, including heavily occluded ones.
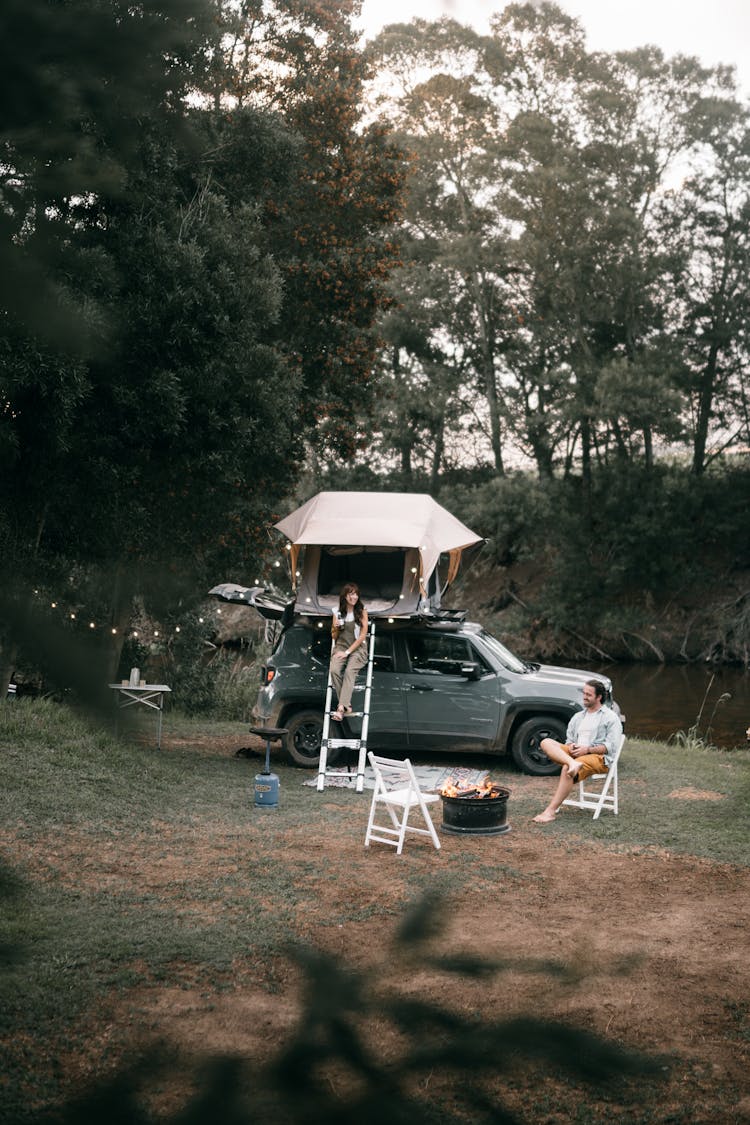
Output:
[692,342,720,475]
[429,416,445,493]
[643,422,653,469]
[580,413,592,489]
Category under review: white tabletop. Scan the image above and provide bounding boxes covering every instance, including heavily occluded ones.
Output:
[109,684,171,692]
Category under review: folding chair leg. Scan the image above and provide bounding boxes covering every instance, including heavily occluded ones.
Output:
[422,807,442,850]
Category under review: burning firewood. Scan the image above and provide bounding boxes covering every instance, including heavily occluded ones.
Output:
[439,777,508,799]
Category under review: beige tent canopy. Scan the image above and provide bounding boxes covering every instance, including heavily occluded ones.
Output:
[275,491,483,617]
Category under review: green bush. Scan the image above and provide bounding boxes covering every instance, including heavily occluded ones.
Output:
[439,475,553,566]
[440,463,750,637]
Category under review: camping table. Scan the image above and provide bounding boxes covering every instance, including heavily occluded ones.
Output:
[109,683,171,749]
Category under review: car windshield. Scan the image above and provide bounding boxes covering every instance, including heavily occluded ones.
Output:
[478,630,527,674]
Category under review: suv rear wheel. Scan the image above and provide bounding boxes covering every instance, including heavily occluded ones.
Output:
[284,709,341,768]
[511,716,566,776]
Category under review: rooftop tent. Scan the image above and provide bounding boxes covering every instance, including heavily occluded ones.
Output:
[275,491,484,617]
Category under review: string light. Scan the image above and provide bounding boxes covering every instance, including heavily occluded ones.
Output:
[34,553,291,640]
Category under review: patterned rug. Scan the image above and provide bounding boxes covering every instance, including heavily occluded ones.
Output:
[303,763,488,792]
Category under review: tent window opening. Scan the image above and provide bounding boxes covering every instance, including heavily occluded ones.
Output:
[317,547,406,600]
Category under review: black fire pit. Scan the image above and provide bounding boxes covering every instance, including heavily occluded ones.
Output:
[440,786,511,835]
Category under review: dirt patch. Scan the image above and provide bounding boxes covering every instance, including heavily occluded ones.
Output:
[667,787,726,801]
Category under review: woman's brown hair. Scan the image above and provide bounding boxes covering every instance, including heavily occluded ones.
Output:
[338,582,365,626]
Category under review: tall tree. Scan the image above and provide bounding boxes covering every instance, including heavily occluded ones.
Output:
[662,95,750,472]
[1,0,407,693]
[205,0,407,458]
[366,2,748,481]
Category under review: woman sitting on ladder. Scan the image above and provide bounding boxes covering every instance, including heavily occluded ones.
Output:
[330,582,369,722]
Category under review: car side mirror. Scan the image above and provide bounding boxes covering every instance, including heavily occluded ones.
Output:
[460,661,481,680]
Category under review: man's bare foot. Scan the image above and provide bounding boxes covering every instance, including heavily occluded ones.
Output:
[532,810,557,823]
[566,761,580,778]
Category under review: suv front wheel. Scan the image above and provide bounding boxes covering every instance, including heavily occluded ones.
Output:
[511,716,567,776]
[284,709,341,768]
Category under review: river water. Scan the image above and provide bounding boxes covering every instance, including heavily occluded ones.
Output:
[595,662,749,749]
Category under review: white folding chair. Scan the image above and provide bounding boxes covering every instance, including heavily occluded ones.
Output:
[562,733,624,819]
[364,753,441,854]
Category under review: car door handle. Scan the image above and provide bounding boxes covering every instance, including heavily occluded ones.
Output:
[410,684,434,692]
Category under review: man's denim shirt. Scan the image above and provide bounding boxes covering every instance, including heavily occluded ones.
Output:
[565,705,623,765]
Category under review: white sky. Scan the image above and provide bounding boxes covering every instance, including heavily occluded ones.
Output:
[357,0,750,96]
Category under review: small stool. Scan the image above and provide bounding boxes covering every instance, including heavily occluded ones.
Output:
[248,726,288,808]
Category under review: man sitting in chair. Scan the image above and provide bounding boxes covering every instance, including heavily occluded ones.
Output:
[532,679,623,824]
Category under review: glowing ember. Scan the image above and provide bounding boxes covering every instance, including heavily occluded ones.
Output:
[439,776,507,799]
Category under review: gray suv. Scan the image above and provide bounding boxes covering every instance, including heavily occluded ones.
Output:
[254,616,619,776]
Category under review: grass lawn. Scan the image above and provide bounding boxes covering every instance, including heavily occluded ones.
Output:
[1,699,749,1123]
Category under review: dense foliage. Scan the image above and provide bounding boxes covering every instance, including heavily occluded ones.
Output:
[362,2,750,483]
[0,0,405,691]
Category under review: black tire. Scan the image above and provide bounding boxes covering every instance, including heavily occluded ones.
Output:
[283,709,340,768]
[510,715,567,776]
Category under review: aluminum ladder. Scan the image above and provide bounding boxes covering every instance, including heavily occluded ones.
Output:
[317,622,376,793]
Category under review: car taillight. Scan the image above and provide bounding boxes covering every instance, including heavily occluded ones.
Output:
[261,666,276,684]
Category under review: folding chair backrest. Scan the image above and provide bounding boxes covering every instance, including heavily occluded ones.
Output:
[562,732,625,819]
[365,753,441,854]
[370,754,418,795]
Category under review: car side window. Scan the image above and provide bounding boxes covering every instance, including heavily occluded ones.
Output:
[310,630,333,664]
[373,630,395,672]
[407,633,475,674]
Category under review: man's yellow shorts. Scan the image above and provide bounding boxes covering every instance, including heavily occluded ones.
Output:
[575,754,607,781]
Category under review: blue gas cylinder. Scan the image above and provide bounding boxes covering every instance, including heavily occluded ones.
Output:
[254,770,280,808]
